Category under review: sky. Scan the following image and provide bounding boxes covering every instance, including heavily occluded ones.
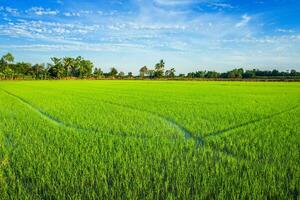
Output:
[0,0,300,73]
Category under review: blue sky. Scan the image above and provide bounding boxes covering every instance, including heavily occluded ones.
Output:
[0,0,300,73]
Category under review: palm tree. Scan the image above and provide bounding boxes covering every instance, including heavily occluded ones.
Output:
[3,53,14,63]
[154,59,165,77]
[48,57,64,78]
[63,57,74,78]
[0,52,14,72]
[32,64,45,79]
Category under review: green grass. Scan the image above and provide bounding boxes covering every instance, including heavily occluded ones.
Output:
[0,80,299,199]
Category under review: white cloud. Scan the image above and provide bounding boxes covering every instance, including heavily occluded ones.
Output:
[154,0,197,6]
[0,43,147,52]
[1,7,19,15]
[209,3,234,9]
[63,12,81,17]
[28,7,59,16]
[0,20,99,42]
[276,28,294,33]
[235,14,251,27]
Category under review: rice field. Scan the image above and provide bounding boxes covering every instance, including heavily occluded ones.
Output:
[0,80,299,199]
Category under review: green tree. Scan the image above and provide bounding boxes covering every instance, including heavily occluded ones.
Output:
[78,59,93,78]
[93,68,103,78]
[0,53,15,79]
[0,53,14,73]
[110,67,118,77]
[147,69,155,79]
[31,64,45,79]
[48,57,64,78]
[12,62,32,78]
[63,57,75,78]
[118,71,125,79]
[2,53,14,63]
[243,70,256,78]
[206,71,220,78]
[127,72,133,78]
[154,59,165,78]
[3,67,14,79]
[165,68,176,78]
[139,66,148,78]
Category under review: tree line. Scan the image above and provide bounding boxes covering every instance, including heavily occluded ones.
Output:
[0,53,299,80]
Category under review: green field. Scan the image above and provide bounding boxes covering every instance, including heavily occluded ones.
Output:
[0,80,299,199]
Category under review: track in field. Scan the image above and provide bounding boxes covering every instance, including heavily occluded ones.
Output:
[2,88,298,163]
[203,105,299,139]
[1,89,87,132]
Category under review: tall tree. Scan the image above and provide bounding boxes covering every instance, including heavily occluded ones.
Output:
[93,68,103,78]
[118,71,125,78]
[165,68,176,78]
[2,53,14,63]
[139,66,148,78]
[13,62,32,77]
[154,59,165,78]
[63,57,75,78]
[0,52,14,72]
[48,57,64,78]
[78,59,93,78]
[110,67,118,77]
[128,72,133,78]
[31,64,45,79]
[147,69,155,79]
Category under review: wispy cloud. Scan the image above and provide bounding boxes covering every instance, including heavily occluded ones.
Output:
[276,28,295,33]
[0,19,99,42]
[0,0,299,71]
[27,7,59,16]
[63,12,81,17]
[0,6,19,15]
[235,14,251,28]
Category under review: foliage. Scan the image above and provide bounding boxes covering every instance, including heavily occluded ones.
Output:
[0,53,299,80]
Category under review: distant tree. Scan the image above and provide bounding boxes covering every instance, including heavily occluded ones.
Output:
[224,68,244,78]
[63,57,75,78]
[187,72,195,78]
[0,53,15,76]
[206,71,220,78]
[187,70,206,78]
[0,53,299,80]
[154,59,165,78]
[93,67,103,78]
[128,72,133,78]
[2,67,14,79]
[165,68,176,78]
[147,69,155,79]
[13,62,32,77]
[48,57,64,78]
[290,69,297,76]
[170,68,176,77]
[78,59,93,78]
[2,53,14,63]
[195,71,206,78]
[31,64,45,79]
[139,66,148,78]
[243,70,256,78]
[118,71,125,78]
[110,67,118,77]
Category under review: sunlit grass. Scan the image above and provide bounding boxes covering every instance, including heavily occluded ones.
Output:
[0,80,299,199]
